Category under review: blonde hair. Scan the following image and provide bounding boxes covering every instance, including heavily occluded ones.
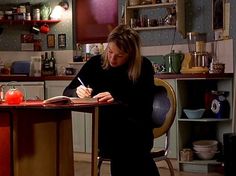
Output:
[102,25,142,82]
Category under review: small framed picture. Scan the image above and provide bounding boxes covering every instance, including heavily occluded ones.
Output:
[47,34,55,48]
[58,34,66,48]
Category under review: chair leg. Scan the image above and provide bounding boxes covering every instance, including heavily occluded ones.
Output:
[97,159,103,176]
[165,158,175,176]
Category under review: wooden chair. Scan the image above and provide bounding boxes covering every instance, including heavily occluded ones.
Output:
[97,78,176,176]
[151,78,176,176]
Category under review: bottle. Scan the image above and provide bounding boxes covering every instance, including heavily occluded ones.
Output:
[50,51,56,75]
[44,52,50,72]
[41,54,45,75]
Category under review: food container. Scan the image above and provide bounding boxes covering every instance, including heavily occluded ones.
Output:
[180,148,193,161]
[212,63,225,74]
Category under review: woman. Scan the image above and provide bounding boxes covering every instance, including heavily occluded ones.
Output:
[63,25,159,176]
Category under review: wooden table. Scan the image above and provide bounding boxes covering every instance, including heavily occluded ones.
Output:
[0,101,110,176]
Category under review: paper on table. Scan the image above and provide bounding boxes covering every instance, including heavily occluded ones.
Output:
[43,96,98,105]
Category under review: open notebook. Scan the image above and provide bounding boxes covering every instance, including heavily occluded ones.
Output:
[43,96,98,105]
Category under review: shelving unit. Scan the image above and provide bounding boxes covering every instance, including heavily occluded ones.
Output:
[124,0,185,36]
[0,19,60,25]
[176,75,234,173]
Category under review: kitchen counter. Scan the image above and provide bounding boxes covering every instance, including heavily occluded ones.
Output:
[155,73,233,79]
[0,73,233,82]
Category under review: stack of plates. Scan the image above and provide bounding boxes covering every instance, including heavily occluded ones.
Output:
[193,140,218,160]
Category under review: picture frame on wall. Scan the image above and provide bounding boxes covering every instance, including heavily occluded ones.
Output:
[58,34,66,48]
[212,0,224,30]
[47,34,55,48]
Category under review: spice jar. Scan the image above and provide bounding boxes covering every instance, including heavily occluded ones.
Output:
[180,148,193,161]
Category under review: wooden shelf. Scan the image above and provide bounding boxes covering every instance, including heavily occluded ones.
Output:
[127,2,176,9]
[179,159,222,165]
[0,19,60,25]
[133,25,176,31]
[124,0,185,35]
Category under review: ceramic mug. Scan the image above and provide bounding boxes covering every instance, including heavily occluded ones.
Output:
[40,24,50,34]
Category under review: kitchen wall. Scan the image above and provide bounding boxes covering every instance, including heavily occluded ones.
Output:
[0,0,235,72]
[0,0,73,51]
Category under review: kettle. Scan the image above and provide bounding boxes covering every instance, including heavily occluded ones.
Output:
[164,50,184,73]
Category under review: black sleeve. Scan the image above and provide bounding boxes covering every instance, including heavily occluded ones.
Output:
[63,55,101,97]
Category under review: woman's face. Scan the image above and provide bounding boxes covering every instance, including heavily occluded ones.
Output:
[107,42,128,67]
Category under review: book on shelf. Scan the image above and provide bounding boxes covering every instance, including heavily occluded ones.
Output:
[43,96,98,105]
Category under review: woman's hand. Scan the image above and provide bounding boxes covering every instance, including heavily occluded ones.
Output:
[76,85,93,98]
[93,92,114,102]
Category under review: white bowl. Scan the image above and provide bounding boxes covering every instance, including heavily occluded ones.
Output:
[193,145,218,152]
[195,151,218,160]
[193,140,218,148]
[183,108,205,119]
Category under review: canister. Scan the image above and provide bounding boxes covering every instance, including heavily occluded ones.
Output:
[33,8,40,20]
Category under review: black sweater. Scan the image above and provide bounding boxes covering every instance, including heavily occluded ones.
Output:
[63,55,155,153]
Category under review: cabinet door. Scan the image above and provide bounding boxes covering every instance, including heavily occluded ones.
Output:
[75,0,118,43]
[1,82,44,100]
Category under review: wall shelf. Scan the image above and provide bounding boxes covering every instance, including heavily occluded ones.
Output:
[0,19,60,25]
[126,2,176,9]
[124,0,185,36]
[178,118,231,122]
[132,25,176,31]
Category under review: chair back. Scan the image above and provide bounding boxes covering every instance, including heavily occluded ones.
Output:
[152,78,176,138]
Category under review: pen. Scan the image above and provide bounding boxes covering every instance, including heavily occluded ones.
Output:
[77,77,85,87]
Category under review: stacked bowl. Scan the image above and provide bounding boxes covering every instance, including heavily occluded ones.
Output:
[193,140,218,160]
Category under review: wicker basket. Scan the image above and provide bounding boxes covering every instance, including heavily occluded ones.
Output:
[212,63,225,74]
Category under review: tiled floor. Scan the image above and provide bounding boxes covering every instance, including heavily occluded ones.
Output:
[74,160,224,176]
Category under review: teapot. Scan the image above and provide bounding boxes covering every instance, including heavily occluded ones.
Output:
[40,3,52,20]
[164,50,184,73]
[1,82,25,104]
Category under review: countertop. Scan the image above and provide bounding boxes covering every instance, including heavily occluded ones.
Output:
[0,73,233,82]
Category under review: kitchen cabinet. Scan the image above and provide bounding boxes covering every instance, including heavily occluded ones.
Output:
[176,75,234,173]
[124,0,185,36]
[44,80,92,153]
[0,81,44,100]
[75,0,118,44]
